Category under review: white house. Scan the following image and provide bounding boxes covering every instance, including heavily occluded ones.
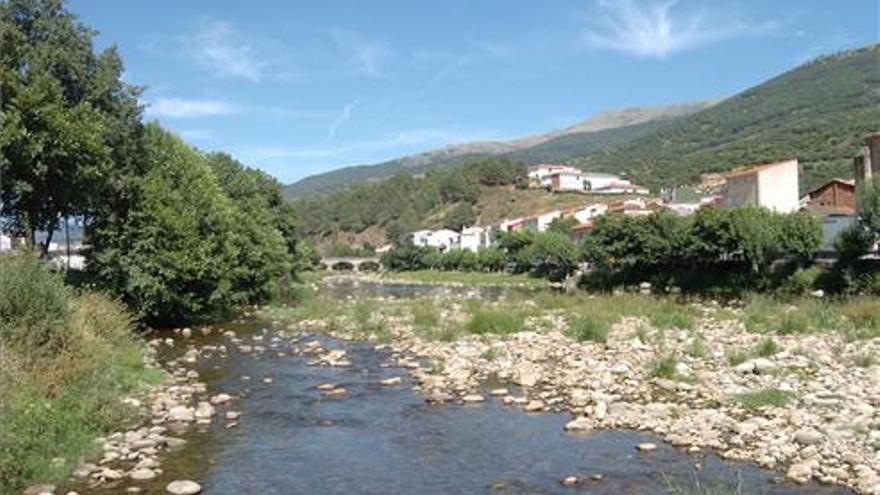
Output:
[535,210,563,232]
[410,229,461,251]
[459,226,491,252]
[0,234,11,252]
[528,164,649,194]
[722,159,800,213]
[568,203,608,223]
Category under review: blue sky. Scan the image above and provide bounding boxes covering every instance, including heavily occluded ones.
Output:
[69,0,878,184]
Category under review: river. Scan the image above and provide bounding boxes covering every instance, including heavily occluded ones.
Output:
[78,280,853,494]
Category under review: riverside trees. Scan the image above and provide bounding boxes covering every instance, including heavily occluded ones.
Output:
[0,0,300,325]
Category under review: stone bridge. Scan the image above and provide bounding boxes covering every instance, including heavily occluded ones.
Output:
[320,257,383,272]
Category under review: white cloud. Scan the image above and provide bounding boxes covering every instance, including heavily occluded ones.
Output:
[185,20,266,81]
[327,99,358,140]
[147,98,238,118]
[330,29,392,77]
[583,0,777,59]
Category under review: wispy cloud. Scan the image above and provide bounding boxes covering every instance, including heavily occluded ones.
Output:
[240,127,500,163]
[583,0,777,59]
[327,99,359,140]
[330,29,392,77]
[184,20,266,81]
[147,98,238,118]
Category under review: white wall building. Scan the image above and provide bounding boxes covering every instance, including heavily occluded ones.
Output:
[459,226,491,252]
[722,159,800,213]
[0,234,11,252]
[535,210,563,232]
[411,229,461,251]
[569,203,608,223]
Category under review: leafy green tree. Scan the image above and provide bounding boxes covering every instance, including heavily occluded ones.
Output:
[779,210,822,266]
[443,202,476,230]
[88,125,244,324]
[690,207,736,262]
[546,217,578,236]
[0,0,141,252]
[729,207,781,273]
[527,231,580,280]
[477,247,507,272]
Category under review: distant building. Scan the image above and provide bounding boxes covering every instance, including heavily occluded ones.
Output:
[459,226,491,252]
[854,132,880,188]
[818,214,857,255]
[410,229,461,251]
[722,159,800,213]
[564,203,608,223]
[527,164,648,194]
[802,178,856,215]
[0,234,11,252]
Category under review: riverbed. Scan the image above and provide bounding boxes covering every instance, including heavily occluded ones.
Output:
[74,281,856,494]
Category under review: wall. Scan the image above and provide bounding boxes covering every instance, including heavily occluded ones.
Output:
[756,160,799,213]
[722,173,759,209]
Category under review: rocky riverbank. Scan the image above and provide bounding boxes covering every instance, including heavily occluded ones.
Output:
[46,327,246,495]
[286,295,880,495]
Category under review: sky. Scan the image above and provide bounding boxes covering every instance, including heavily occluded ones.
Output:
[69,0,879,184]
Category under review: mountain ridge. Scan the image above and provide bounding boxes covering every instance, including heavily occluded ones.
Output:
[283,99,718,199]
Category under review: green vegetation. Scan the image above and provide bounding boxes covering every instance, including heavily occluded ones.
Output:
[464,307,524,335]
[663,472,745,495]
[734,388,794,409]
[650,354,681,380]
[565,316,610,344]
[0,256,161,493]
[286,46,878,202]
[385,269,547,287]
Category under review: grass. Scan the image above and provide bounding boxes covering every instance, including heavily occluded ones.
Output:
[384,270,548,288]
[464,306,524,335]
[734,388,794,410]
[688,336,707,358]
[481,348,502,361]
[754,337,781,357]
[0,256,161,493]
[566,316,610,343]
[663,471,745,495]
[854,353,876,368]
[650,354,679,380]
[411,300,440,327]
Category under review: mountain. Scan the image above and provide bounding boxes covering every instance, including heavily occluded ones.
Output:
[282,100,716,199]
[286,45,879,201]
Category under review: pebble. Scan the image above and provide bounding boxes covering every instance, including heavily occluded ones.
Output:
[380,377,402,386]
[462,394,485,403]
[636,443,657,452]
[166,480,202,495]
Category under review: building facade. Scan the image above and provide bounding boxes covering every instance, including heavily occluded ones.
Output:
[803,179,856,215]
[722,159,800,213]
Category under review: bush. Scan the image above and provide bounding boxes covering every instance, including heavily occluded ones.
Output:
[465,307,523,335]
[734,388,793,409]
[0,259,158,493]
[778,266,824,295]
[0,255,71,356]
[566,316,610,343]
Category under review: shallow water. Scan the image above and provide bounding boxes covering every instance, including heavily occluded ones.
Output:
[75,283,854,494]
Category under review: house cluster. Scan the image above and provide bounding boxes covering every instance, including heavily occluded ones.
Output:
[527,164,649,194]
[410,132,880,255]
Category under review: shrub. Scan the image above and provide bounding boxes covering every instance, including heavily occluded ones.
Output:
[566,316,610,343]
[465,307,523,335]
[734,388,793,409]
[0,255,71,356]
[778,266,824,295]
[650,354,679,380]
[754,338,780,357]
[411,300,440,327]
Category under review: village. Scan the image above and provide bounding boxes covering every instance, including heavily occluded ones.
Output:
[406,133,880,258]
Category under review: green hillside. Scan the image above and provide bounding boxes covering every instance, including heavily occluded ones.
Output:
[568,45,880,192]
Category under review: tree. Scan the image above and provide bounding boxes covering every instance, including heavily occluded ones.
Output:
[729,207,781,273]
[443,202,476,230]
[528,231,580,280]
[546,217,577,236]
[779,210,822,266]
[87,125,244,324]
[0,0,141,253]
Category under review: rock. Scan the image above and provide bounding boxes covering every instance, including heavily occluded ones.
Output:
[225,411,241,420]
[561,476,579,486]
[167,406,194,422]
[514,362,542,387]
[129,468,157,481]
[787,460,817,483]
[810,289,825,298]
[181,328,192,338]
[751,358,777,374]
[525,400,545,412]
[193,402,215,420]
[209,393,232,405]
[564,417,592,432]
[23,485,55,495]
[380,377,402,386]
[734,361,756,374]
[489,388,509,396]
[636,443,657,452]
[794,428,823,446]
[462,394,485,403]
[316,383,336,391]
[166,480,202,495]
